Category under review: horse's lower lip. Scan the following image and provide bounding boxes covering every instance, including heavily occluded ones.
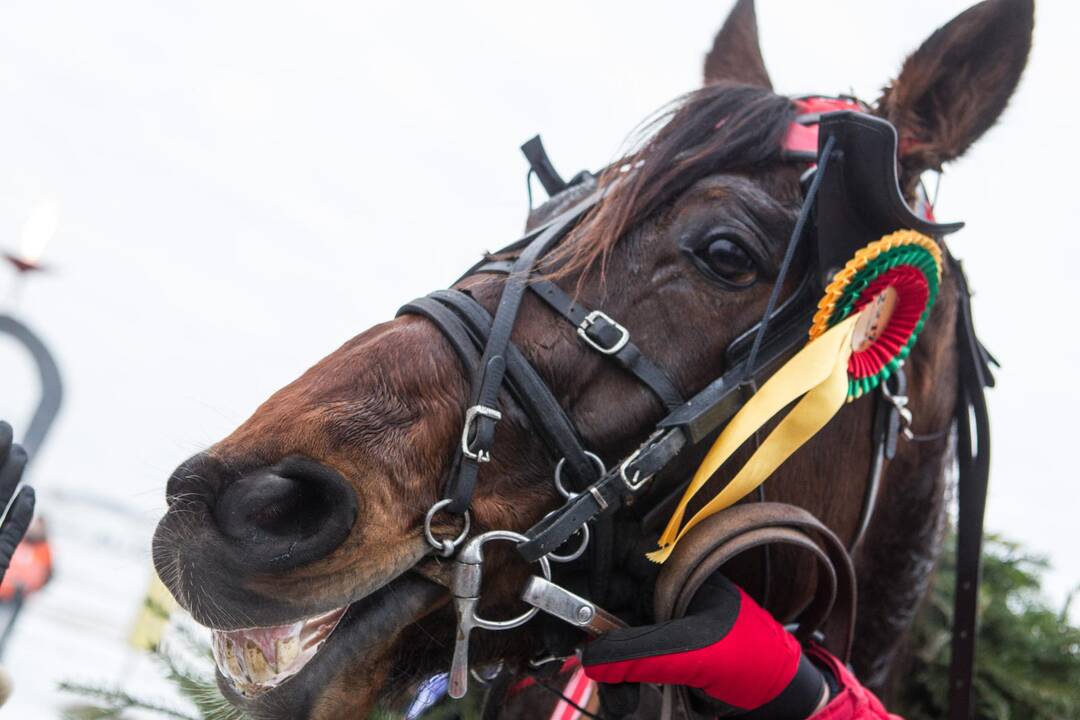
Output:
[211,606,347,697]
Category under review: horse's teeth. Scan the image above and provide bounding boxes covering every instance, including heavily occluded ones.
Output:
[276,636,299,669]
[209,608,346,697]
[223,639,244,679]
[244,640,273,682]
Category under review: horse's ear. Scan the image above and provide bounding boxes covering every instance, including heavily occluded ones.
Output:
[877,0,1033,182]
[703,0,772,89]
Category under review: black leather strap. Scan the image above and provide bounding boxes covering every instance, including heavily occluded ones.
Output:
[518,428,687,562]
[475,260,684,410]
[428,289,600,492]
[441,194,600,513]
[398,296,483,383]
[518,293,813,562]
[850,370,903,552]
[947,256,994,720]
[521,135,568,197]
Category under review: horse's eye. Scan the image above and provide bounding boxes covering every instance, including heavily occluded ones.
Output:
[693,234,759,288]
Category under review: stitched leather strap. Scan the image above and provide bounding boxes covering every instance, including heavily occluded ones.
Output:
[475,260,684,410]
[948,256,994,720]
[429,289,600,491]
[400,192,601,514]
[398,297,483,383]
[517,428,687,562]
[401,293,602,497]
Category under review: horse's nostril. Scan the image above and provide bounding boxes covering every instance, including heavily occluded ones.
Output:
[213,457,358,569]
[219,473,308,538]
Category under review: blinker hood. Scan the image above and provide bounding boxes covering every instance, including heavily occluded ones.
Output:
[724,109,964,370]
[811,111,964,289]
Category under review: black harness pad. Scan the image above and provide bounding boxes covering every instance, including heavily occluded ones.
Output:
[813,111,963,284]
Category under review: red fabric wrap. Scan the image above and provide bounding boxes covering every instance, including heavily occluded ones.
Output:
[805,645,902,720]
[584,588,801,710]
[782,97,866,154]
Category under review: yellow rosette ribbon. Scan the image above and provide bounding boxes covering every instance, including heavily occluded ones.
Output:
[647,310,863,564]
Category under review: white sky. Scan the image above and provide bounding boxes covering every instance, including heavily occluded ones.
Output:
[0,0,1076,715]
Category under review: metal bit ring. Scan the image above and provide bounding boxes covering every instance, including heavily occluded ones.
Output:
[424,499,471,557]
[461,530,552,631]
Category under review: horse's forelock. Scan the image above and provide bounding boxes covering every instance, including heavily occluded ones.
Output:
[543,83,795,283]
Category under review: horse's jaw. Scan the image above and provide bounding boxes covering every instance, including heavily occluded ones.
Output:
[215,571,447,720]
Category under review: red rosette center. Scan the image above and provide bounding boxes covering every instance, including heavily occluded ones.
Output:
[847,266,930,380]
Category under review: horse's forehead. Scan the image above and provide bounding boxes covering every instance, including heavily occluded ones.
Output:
[675,167,801,211]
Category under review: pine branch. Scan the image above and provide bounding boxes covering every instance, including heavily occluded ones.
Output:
[58,680,199,720]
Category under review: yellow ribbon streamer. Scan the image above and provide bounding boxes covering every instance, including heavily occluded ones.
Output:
[647,311,862,564]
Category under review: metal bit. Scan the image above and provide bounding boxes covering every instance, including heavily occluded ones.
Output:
[446,531,553,699]
[449,595,479,699]
[521,576,626,636]
[448,542,484,699]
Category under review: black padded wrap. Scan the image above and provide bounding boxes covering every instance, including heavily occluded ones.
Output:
[688,655,825,720]
[734,655,824,720]
[581,573,741,665]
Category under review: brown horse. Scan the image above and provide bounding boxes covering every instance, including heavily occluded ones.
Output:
[152,1,1032,718]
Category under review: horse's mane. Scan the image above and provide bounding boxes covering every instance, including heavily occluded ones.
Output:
[546,83,794,281]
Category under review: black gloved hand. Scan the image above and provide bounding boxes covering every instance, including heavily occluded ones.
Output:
[0,422,35,583]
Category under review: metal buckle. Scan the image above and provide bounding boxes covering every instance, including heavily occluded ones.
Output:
[619,447,652,491]
[460,404,502,463]
[576,310,630,355]
[880,379,915,440]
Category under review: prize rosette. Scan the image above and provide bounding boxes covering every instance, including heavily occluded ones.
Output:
[648,229,946,564]
[809,229,943,400]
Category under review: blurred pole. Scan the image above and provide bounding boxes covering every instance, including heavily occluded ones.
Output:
[0,590,25,660]
[0,314,62,463]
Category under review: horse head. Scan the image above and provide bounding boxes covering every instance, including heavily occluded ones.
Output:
[152,1,1032,717]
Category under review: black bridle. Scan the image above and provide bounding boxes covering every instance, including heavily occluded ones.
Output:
[399,108,993,720]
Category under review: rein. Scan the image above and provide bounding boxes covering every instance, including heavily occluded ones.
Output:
[398,99,993,720]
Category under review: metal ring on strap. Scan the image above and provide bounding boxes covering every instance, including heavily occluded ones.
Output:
[544,521,590,563]
[553,452,606,499]
[464,531,552,631]
[424,499,472,557]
